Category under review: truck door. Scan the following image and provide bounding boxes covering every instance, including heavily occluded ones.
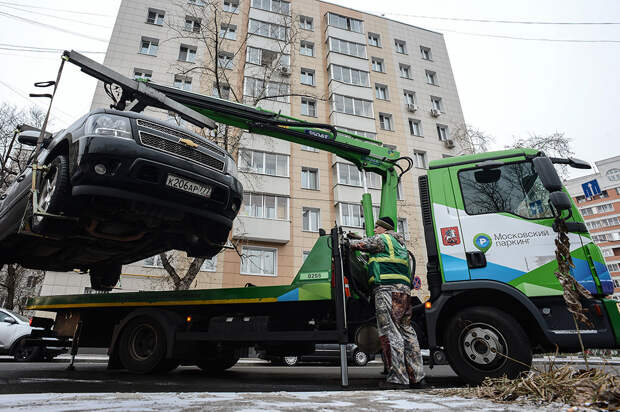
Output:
[450,160,598,296]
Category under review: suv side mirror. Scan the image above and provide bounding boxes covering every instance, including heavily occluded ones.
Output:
[3,317,17,324]
[549,191,572,211]
[532,157,562,192]
[17,130,49,148]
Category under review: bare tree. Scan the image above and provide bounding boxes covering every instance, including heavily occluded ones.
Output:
[508,132,574,177]
[0,103,47,311]
[157,251,206,291]
[451,123,495,155]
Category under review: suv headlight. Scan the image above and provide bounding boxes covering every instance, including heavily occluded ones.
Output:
[85,114,132,139]
[225,156,238,178]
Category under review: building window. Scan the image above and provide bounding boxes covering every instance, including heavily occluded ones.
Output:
[144,255,164,267]
[581,204,615,216]
[251,0,290,15]
[173,75,192,91]
[365,171,381,189]
[330,64,369,87]
[337,163,361,186]
[327,12,363,33]
[375,84,389,100]
[379,113,393,131]
[368,32,381,47]
[241,247,277,276]
[337,127,376,140]
[420,46,432,60]
[332,94,374,117]
[426,70,438,85]
[217,52,234,69]
[301,167,319,189]
[200,257,217,272]
[301,145,319,152]
[585,216,620,230]
[607,168,620,181]
[134,68,152,81]
[576,195,586,204]
[397,181,404,200]
[246,47,289,68]
[139,37,159,56]
[222,0,239,12]
[212,83,231,99]
[609,263,620,273]
[300,41,314,57]
[303,207,320,232]
[147,9,165,25]
[249,19,288,41]
[399,64,412,79]
[437,124,448,141]
[185,16,201,32]
[302,250,311,262]
[329,37,366,59]
[404,90,416,105]
[397,217,408,235]
[340,203,363,227]
[244,77,290,102]
[394,39,407,54]
[409,119,422,136]
[301,98,317,117]
[300,15,313,30]
[239,149,289,176]
[371,57,384,72]
[301,68,315,86]
[220,23,237,39]
[431,96,443,111]
[178,45,197,62]
[413,151,427,169]
[241,193,289,220]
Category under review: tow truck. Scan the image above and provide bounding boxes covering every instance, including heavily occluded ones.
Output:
[25,51,620,385]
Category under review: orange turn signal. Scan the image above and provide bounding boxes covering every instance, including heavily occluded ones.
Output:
[424,301,432,309]
[186,316,192,323]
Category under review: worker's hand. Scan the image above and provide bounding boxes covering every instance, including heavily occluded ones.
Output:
[346,232,362,240]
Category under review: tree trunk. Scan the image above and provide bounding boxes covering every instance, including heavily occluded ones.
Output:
[4,264,17,310]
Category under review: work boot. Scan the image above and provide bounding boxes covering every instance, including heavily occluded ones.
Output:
[409,378,429,389]
[378,381,410,390]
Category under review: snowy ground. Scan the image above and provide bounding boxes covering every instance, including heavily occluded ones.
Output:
[0,391,570,412]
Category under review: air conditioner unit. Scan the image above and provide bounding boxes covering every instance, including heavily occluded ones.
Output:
[279,66,291,76]
[407,104,418,113]
[430,108,441,117]
[444,139,455,149]
[404,233,411,241]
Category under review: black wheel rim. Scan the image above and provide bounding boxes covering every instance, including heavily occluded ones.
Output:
[35,164,59,223]
[283,356,297,366]
[354,351,368,365]
[458,322,508,372]
[128,324,158,361]
[15,344,36,360]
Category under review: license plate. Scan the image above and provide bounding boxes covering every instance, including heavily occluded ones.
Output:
[165,174,212,198]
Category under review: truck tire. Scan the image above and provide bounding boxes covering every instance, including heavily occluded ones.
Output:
[89,262,122,291]
[443,306,532,385]
[32,154,70,234]
[118,315,168,374]
[196,348,240,373]
[12,338,43,362]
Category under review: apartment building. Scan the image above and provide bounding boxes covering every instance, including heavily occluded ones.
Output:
[62,0,466,299]
[565,155,620,301]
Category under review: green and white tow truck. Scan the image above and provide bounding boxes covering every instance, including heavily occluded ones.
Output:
[26,51,620,385]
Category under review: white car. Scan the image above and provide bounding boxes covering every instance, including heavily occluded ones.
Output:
[0,308,58,361]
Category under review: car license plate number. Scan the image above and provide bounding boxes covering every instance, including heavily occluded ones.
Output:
[166,175,212,198]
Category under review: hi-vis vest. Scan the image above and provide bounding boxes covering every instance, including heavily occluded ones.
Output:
[368,233,411,287]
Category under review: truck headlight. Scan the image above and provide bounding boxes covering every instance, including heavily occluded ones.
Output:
[225,156,238,178]
[85,114,132,139]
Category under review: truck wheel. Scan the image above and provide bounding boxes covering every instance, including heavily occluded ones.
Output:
[443,306,532,385]
[12,338,43,362]
[118,316,168,374]
[282,356,298,366]
[89,262,122,291]
[352,350,369,366]
[196,349,240,373]
[32,154,70,234]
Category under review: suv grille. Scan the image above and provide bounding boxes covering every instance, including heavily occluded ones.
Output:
[139,132,225,171]
[136,119,225,155]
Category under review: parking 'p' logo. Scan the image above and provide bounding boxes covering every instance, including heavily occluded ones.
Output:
[473,233,492,253]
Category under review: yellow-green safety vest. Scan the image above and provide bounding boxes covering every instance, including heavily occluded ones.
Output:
[368,233,411,287]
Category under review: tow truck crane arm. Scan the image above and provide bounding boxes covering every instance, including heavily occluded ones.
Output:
[63,50,412,234]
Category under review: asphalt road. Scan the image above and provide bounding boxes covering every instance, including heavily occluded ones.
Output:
[0,360,464,394]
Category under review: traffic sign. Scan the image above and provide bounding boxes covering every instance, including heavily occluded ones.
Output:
[582,179,601,198]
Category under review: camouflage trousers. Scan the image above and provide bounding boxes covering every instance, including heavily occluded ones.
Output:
[374,284,425,385]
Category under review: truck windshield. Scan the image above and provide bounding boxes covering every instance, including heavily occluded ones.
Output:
[459,161,554,219]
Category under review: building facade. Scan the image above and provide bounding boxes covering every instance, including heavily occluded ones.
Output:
[77,0,466,298]
[565,155,620,301]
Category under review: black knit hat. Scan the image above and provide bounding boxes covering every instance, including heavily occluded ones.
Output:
[375,216,395,230]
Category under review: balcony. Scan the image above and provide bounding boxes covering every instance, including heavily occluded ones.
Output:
[233,216,290,243]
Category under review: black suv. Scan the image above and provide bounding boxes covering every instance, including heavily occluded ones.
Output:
[0,109,242,290]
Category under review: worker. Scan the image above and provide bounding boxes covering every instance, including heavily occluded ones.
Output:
[349,216,426,389]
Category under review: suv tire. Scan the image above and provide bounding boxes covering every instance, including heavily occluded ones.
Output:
[32,154,70,234]
[89,262,122,291]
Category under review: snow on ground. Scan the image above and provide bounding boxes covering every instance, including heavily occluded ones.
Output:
[0,391,570,412]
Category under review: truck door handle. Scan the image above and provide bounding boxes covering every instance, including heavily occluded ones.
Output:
[466,251,487,269]
[0,194,6,200]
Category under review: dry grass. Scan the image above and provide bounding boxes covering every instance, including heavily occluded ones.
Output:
[439,364,620,411]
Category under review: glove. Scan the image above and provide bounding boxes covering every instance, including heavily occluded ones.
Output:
[346,232,362,240]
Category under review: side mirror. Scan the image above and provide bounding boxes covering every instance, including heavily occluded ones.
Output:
[17,130,49,148]
[568,157,591,170]
[532,157,562,192]
[3,317,17,324]
[549,191,572,211]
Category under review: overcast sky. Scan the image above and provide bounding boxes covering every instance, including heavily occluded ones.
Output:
[0,0,619,178]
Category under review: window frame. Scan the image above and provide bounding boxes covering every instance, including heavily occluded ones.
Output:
[139,37,159,56]
[330,64,369,87]
[409,119,422,136]
[329,37,367,59]
[300,68,315,86]
[173,75,192,91]
[240,246,278,276]
[299,15,314,30]
[239,149,289,177]
[300,40,314,57]
[331,94,374,118]
[200,256,218,272]
[241,192,290,220]
[375,83,389,100]
[413,151,427,169]
[301,167,319,190]
[134,68,153,81]
[222,0,240,13]
[371,57,384,72]
[379,113,393,131]
[302,207,321,232]
[368,32,381,47]
[399,63,412,79]
[394,39,407,54]
[178,45,197,63]
[301,97,317,117]
[420,46,432,60]
[327,12,363,33]
[220,23,237,40]
[437,124,448,141]
[146,9,165,25]
[426,70,438,85]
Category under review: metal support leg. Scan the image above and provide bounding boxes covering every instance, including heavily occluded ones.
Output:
[66,321,83,371]
[331,227,349,387]
[339,344,349,386]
